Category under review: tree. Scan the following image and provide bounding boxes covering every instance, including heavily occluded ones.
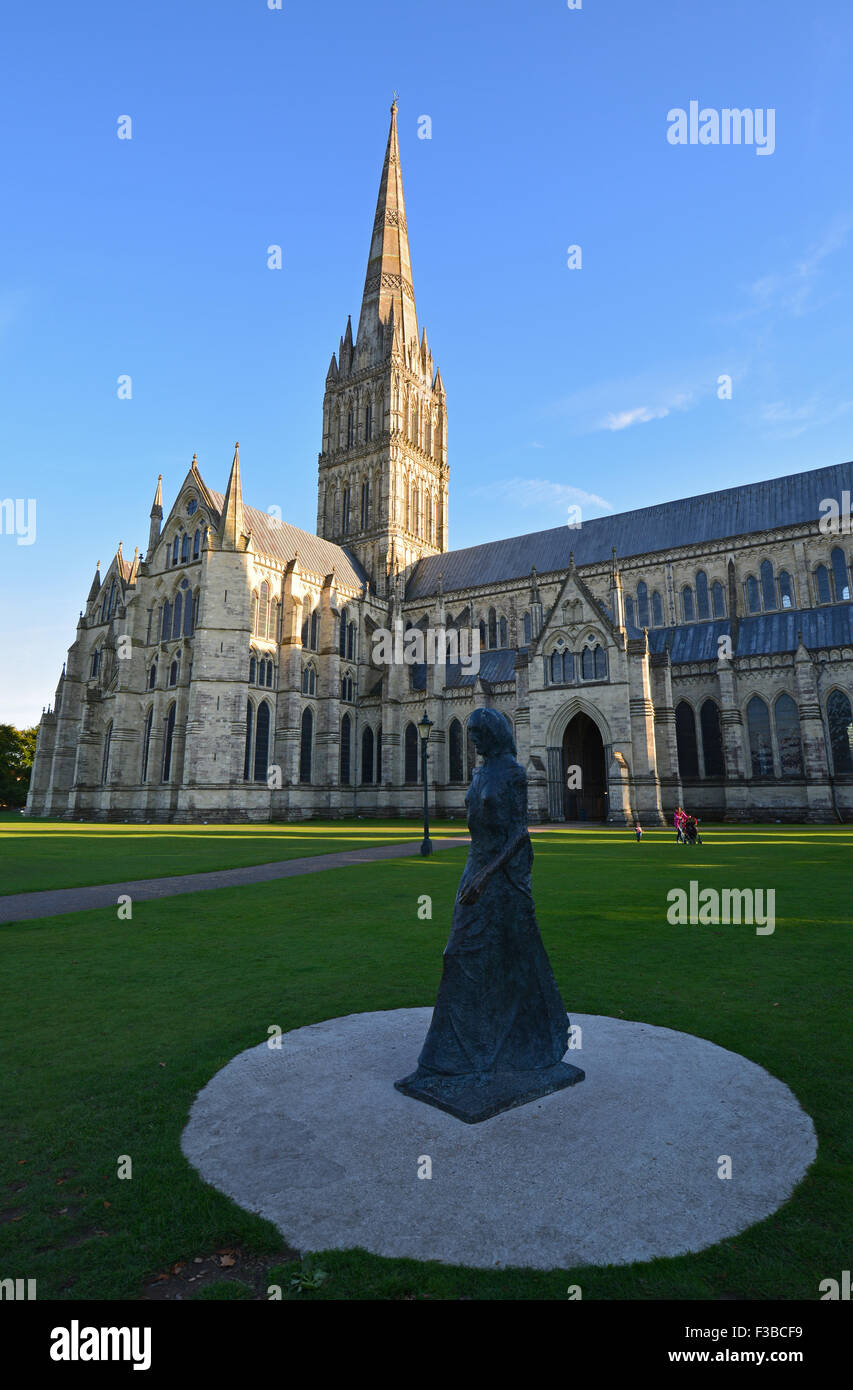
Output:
[0,725,38,807]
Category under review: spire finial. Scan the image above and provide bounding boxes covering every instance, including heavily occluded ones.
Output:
[391,90,399,113]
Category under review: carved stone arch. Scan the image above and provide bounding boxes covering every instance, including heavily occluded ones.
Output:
[546,696,614,750]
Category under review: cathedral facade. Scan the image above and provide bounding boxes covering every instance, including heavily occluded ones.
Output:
[26,104,853,825]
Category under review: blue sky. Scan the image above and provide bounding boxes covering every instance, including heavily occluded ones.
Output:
[2,0,852,724]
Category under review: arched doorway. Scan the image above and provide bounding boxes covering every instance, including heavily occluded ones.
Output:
[562,712,607,821]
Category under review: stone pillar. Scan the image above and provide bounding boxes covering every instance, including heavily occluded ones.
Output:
[717,652,748,819]
[794,641,834,820]
[627,635,665,824]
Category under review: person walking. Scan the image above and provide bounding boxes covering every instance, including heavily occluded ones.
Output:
[674,807,685,843]
[634,821,643,842]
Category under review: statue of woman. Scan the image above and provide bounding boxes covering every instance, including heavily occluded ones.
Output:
[396,707,583,1119]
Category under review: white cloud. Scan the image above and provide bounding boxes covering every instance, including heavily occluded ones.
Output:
[604,404,671,431]
[472,476,614,513]
[740,212,853,319]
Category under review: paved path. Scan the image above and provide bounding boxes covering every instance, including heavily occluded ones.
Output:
[0,837,473,925]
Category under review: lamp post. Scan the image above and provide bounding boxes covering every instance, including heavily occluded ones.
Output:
[418,708,434,856]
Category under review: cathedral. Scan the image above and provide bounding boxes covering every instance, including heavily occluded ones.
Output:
[26,103,853,824]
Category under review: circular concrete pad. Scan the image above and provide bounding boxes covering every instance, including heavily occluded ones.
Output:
[181,1009,816,1269]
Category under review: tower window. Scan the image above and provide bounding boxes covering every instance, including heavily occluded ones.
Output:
[347,409,355,448]
[361,480,370,530]
[365,403,373,442]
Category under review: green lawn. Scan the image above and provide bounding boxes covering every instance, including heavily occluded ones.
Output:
[0,813,465,896]
[1,824,850,1300]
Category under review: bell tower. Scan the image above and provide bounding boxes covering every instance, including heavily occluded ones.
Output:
[316,100,448,594]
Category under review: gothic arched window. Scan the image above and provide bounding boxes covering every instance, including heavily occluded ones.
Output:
[302,663,316,697]
[141,708,153,782]
[637,581,650,629]
[365,401,373,442]
[404,722,419,784]
[254,701,271,783]
[700,700,724,777]
[479,619,487,648]
[826,689,853,774]
[161,600,171,641]
[243,700,253,780]
[172,535,179,566]
[162,703,177,781]
[310,610,319,650]
[259,582,270,639]
[181,533,190,564]
[712,580,726,617]
[682,585,695,622]
[148,663,157,690]
[299,707,313,783]
[550,651,562,684]
[625,595,635,627]
[499,615,508,647]
[746,575,761,613]
[747,696,774,778]
[169,658,179,687]
[341,672,354,702]
[523,612,532,644]
[449,719,464,782]
[361,725,374,785]
[696,571,710,620]
[562,651,574,683]
[778,571,794,609]
[361,480,370,530]
[249,655,256,684]
[775,694,803,776]
[581,647,594,680]
[193,528,201,560]
[760,559,776,611]
[342,486,351,533]
[347,408,354,448]
[102,722,113,784]
[594,645,607,679]
[816,565,831,604]
[832,546,850,601]
[340,712,351,785]
[675,701,699,778]
[338,608,348,658]
[652,590,664,627]
[172,592,183,639]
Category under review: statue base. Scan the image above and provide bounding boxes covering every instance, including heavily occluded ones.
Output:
[394,1060,585,1124]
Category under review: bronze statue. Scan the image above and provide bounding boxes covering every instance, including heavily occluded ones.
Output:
[396,707,584,1121]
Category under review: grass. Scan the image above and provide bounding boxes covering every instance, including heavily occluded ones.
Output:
[0,812,465,896]
[0,823,850,1300]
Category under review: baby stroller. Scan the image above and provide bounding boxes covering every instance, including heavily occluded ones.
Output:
[683,817,703,846]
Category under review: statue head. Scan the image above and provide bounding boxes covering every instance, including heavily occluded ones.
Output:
[468,706,517,759]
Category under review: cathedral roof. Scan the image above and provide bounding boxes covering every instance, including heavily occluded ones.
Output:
[207,492,367,589]
[648,603,853,662]
[406,459,853,599]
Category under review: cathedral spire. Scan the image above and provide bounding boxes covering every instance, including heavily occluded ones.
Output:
[356,99,419,351]
[220,442,244,551]
[147,474,163,559]
[87,561,101,602]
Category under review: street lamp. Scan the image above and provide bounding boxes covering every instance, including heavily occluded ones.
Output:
[418,708,434,857]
